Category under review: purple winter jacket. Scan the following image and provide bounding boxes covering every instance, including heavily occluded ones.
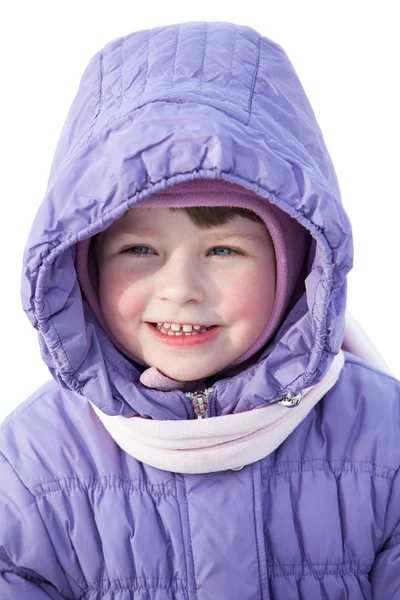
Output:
[1,20,400,600]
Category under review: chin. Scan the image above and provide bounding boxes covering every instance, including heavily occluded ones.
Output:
[157,363,219,383]
[163,370,204,383]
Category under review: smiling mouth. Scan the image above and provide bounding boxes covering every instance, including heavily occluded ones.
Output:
[150,323,216,336]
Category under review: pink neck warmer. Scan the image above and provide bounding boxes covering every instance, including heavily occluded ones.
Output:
[76,179,311,389]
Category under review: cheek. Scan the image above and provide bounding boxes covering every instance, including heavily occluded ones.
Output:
[98,267,143,324]
[219,264,275,326]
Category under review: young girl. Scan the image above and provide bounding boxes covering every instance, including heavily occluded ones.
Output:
[1,20,399,600]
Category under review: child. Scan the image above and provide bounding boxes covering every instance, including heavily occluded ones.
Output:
[1,20,399,600]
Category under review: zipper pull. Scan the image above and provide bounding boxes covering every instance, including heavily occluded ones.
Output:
[184,388,213,419]
[277,391,303,407]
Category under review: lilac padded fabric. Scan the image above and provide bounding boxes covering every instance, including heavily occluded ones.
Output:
[1,21,400,600]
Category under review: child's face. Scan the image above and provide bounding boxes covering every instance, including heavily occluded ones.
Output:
[96,207,276,381]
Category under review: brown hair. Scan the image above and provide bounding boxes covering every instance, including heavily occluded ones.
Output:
[170,205,263,228]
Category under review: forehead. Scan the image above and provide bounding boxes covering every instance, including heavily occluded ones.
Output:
[104,206,269,238]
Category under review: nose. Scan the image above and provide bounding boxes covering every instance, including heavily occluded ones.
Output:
[156,252,206,306]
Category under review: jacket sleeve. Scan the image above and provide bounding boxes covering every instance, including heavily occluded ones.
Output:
[0,451,72,599]
[369,469,400,598]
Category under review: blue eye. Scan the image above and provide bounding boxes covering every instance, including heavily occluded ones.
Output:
[128,245,154,255]
[210,247,237,256]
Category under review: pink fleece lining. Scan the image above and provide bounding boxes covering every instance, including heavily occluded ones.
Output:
[76,179,311,387]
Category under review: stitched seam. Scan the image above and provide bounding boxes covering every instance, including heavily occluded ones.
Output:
[251,463,268,600]
[137,29,150,107]
[174,474,191,597]
[88,95,243,140]
[88,51,104,139]
[197,22,207,98]
[167,25,180,101]
[116,36,126,120]
[247,34,262,125]
[183,477,198,600]
[225,24,238,109]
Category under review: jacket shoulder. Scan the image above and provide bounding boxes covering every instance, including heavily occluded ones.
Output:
[292,351,400,470]
[340,350,400,405]
[0,379,59,432]
[0,380,126,495]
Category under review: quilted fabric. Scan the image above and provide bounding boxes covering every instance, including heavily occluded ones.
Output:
[0,21,399,599]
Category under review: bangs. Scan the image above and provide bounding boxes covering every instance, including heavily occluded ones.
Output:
[170,206,263,228]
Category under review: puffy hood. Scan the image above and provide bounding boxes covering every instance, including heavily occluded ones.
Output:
[21,21,353,419]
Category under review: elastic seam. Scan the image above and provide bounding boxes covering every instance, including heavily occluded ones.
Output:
[37,311,81,389]
[261,459,396,480]
[79,575,186,594]
[266,561,371,580]
[45,305,76,374]
[33,475,174,498]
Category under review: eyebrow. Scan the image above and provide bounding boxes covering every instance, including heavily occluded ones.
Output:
[204,232,267,242]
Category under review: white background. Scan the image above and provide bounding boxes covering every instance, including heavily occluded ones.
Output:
[1,1,399,422]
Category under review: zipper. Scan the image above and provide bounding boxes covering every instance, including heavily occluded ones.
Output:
[184,388,213,419]
[184,388,303,418]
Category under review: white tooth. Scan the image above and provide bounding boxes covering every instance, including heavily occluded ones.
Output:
[171,324,181,331]
[175,332,183,336]
[164,323,171,329]
[157,322,162,326]
[182,324,193,332]
[167,331,174,336]
[193,325,201,330]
